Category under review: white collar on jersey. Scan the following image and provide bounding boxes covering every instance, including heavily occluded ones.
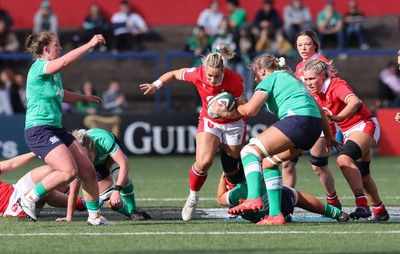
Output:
[319,77,331,94]
[215,73,225,86]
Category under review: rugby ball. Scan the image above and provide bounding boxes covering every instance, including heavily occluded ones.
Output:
[207,92,235,119]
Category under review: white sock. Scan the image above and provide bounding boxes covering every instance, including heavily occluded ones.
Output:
[88,209,100,219]
[189,190,199,201]
[27,189,40,202]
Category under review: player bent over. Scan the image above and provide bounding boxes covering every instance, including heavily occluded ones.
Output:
[217,172,349,223]
[60,128,150,221]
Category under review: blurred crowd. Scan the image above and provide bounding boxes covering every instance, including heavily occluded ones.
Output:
[0,0,398,116]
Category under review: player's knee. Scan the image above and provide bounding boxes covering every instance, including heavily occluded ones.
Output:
[194,161,211,174]
[355,161,371,177]
[59,167,77,183]
[241,138,269,159]
[338,140,362,162]
[99,185,115,201]
[264,155,283,168]
[309,155,329,167]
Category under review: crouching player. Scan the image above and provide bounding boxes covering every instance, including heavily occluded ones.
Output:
[62,128,150,221]
[217,171,349,224]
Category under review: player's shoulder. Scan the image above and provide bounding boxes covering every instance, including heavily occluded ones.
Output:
[316,54,330,63]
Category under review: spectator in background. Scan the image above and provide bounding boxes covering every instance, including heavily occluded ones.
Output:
[0,68,25,114]
[0,9,13,28]
[75,81,101,114]
[233,25,255,99]
[211,17,236,69]
[197,0,224,36]
[283,0,313,44]
[255,27,293,57]
[185,26,213,67]
[102,79,128,114]
[33,0,58,34]
[0,17,19,52]
[343,0,369,50]
[377,61,400,108]
[15,73,27,108]
[111,0,149,52]
[316,0,345,50]
[253,0,283,39]
[226,0,247,33]
[82,2,110,52]
[0,81,12,115]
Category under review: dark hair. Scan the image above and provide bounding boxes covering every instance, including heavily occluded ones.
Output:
[25,31,55,59]
[295,29,321,53]
[227,0,239,7]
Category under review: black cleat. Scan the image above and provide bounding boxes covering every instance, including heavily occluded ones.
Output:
[367,210,390,222]
[349,206,371,220]
[337,211,350,222]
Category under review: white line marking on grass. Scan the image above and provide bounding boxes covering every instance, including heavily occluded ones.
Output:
[2,231,400,237]
[137,196,400,201]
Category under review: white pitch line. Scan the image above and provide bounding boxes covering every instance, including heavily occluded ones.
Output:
[2,231,400,237]
[136,196,400,201]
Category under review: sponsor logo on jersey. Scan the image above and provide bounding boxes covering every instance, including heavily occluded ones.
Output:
[12,203,19,212]
[56,87,64,97]
[49,135,60,144]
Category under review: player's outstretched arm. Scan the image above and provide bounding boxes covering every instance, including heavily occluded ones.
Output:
[139,68,186,95]
[63,90,103,104]
[0,152,36,175]
[46,34,106,74]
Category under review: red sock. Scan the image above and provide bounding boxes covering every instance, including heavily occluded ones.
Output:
[355,195,368,207]
[326,192,340,206]
[75,197,86,211]
[372,202,387,215]
[189,165,208,191]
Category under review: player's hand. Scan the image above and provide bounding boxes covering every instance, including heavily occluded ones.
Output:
[327,114,344,122]
[88,34,106,48]
[325,136,342,153]
[109,191,122,209]
[84,95,103,104]
[56,216,73,222]
[236,93,248,106]
[139,83,157,95]
[210,99,228,117]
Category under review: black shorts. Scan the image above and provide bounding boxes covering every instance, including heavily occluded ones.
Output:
[25,125,75,160]
[95,136,127,181]
[273,115,322,150]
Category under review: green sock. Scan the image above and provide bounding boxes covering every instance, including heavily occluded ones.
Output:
[121,180,137,212]
[85,200,100,212]
[33,182,48,199]
[323,203,341,219]
[114,201,130,217]
[263,168,282,216]
[242,154,262,199]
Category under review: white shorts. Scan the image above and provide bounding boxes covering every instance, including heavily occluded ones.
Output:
[3,171,35,217]
[198,117,246,146]
[342,117,380,144]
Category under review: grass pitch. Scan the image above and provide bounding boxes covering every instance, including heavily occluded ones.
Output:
[1,155,400,254]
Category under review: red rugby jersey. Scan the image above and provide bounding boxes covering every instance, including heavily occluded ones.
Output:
[310,77,374,132]
[182,66,244,124]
